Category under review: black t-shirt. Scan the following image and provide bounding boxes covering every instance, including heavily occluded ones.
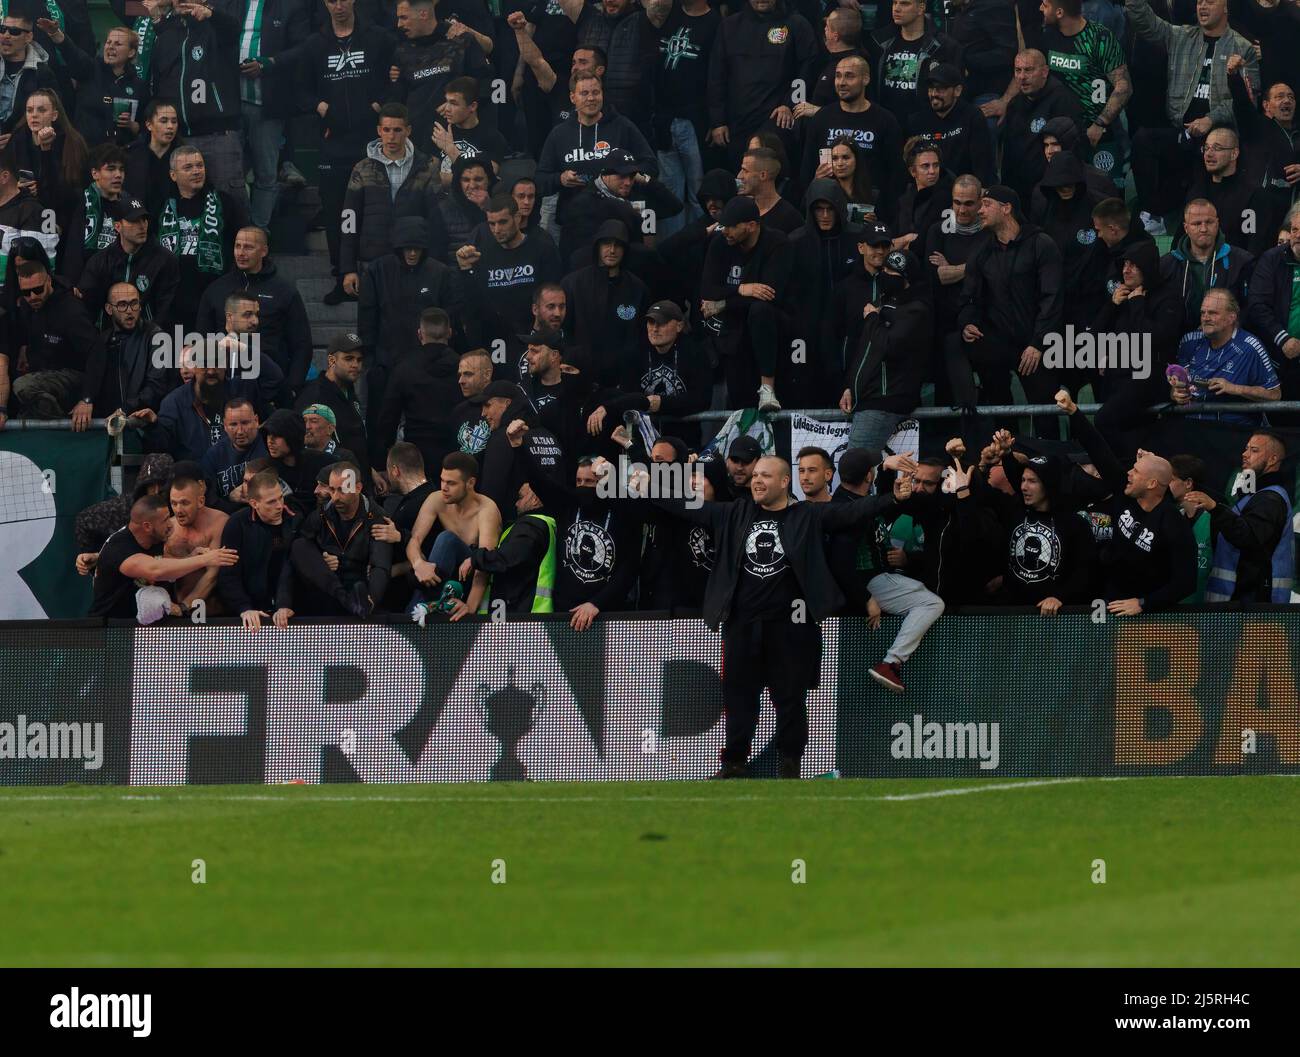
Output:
[438,123,511,181]
[88,526,159,618]
[733,505,799,622]
[387,480,436,538]
[655,2,722,124]
[1182,36,1216,124]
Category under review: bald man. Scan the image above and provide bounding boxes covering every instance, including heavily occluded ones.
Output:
[1185,431,1294,602]
[648,452,912,777]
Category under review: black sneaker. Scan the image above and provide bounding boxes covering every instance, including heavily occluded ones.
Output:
[778,756,802,779]
[709,761,749,780]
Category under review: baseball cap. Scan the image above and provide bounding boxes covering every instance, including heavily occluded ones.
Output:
[837,447,880,486]
[980,184,1023,215]
[601,148,640,175]
[469,380,523,405]
[517,327,565,351]
[928,62,963,88]
[327,332,364,355]
[301,403,337,427]
[113,197,150,221]
[727,435,762,463]
[645,300,685,324]
[883,248,923,285]
[859,220,894,246]
[718,196,760,227]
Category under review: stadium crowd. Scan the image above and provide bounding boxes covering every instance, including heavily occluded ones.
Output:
[0,1,1293,704]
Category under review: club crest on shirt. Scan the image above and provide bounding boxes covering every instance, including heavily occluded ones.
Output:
[743,519,785,579]
[767,26,789,44]
[1009,520,1061,583]
[565,521,615,583]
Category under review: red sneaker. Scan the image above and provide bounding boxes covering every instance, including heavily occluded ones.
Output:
[870,661,905,694]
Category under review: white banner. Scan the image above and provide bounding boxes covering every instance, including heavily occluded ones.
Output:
[790,415,851,499]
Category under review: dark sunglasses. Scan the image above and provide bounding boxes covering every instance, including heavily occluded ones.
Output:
[0,25,32,35]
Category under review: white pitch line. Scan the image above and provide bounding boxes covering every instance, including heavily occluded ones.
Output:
[0,777,1105,804]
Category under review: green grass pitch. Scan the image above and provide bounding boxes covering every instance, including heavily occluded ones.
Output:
[1,777,1298,967]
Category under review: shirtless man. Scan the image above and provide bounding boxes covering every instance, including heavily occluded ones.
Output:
[405,452,502,621]
[164,473,229,610]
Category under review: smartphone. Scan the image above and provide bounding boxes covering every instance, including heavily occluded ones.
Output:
[818,148,832,167]
[17,169,34,184]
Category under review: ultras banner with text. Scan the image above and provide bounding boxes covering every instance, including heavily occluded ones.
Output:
[0,614,1296,785]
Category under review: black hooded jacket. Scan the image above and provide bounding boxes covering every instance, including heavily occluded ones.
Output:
[440,154,495,264]
[1002,75,1086,202]
[843,280,931,415]
[375,341,465,472]
[1031,151,1107,293]
[788,179,863,375]
[262,407,336,515]
[358,216,463,367]
[957,219,1064,350]
[387,21,492,148]
[896,169,954,240]
[195,256,314,392]
[1093,237,1186,368]
[557,176,683,269]
[973,452,1097,605]
[654,168,736,302]
[298,492,393,601]
[561,219,649,389]
[1037,118,1120,200]
[150,3,242,136]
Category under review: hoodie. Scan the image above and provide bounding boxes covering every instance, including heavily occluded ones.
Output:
[561,219,649,389]
[1160,230,1254,333]
[789,179,862,379]
[263,406,336,515]
[0,41,57,132]
[1038,117,1121,200]
[375,340,465,472]
[533,104,658,205]
[1031,151,1106,293]
[1093,236,1186,368]
[358,216,463,368]
[194,255,314,392]
[1003,74,1087,202]
[654,168,737,306]
[707,0,818,135]
[440,153,495,264]
[978,451,1097,605]
[842,258,931,415]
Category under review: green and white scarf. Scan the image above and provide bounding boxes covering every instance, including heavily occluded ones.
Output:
[133,16,156,81]
[0,0,64,29]
[239,0,266,106]
[82,184,117,252]
[158,190,225,274]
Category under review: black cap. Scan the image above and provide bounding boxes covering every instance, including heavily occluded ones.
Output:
[883,248,923,285]
[980,184,1022,215]
[858,220,893,246]
[113,197,150,221]
[727,435,762,463]
[601,148,640,175]
[645,300,685,324]
[928,62,964,88]
[837,447,880,486]
[517,327,564,351]
[470,380,523,405]
[718,196,760,227]
[327,331,364,355]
